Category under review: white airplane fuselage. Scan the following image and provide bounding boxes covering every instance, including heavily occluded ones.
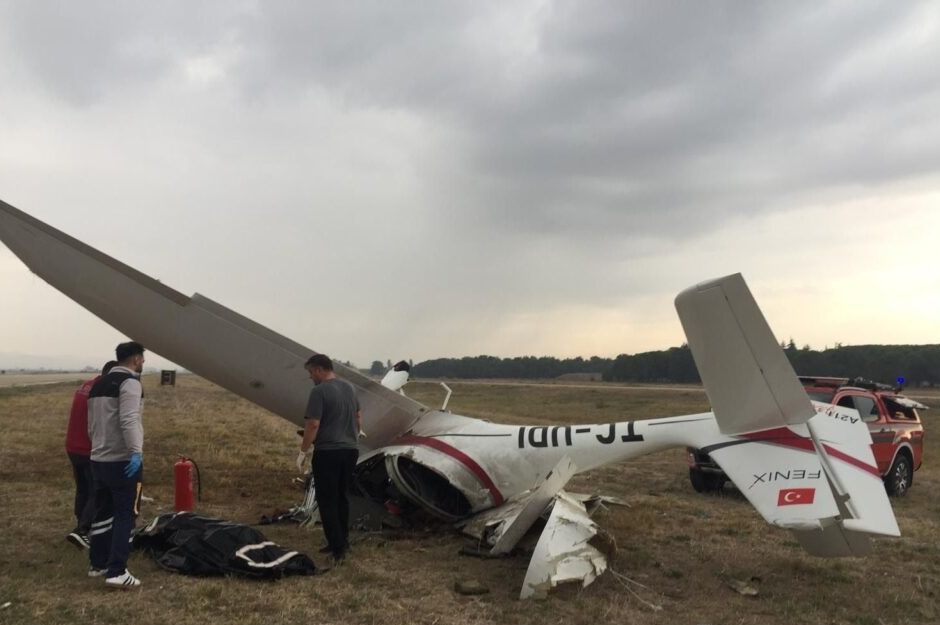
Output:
[374,411,722,516]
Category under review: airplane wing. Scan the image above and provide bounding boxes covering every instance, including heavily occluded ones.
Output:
[0,199,430,450]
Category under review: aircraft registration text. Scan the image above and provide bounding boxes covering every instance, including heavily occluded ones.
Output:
[516,422,644,449]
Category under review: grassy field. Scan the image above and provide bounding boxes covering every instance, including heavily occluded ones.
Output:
[1,377,938,625]
[0,373,87,388]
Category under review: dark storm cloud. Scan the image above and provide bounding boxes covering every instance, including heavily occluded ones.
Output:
[7,5,934,235]
[6,2,938,235]
[179,1,938,246]
[2,1,940,363]
[448,2,940,237]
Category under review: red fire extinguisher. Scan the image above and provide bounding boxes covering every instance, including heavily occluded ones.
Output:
[174,456,201,512]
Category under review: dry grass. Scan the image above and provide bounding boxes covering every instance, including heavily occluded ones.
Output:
[1,376,938,625]
[0,373,87,388]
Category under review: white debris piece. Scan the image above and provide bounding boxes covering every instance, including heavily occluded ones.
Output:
[566,492,629,513]
[520,491,608,600]
[459,456,576,552]
[491,457,576,554]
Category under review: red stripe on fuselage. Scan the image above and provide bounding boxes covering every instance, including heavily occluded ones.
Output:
[741,427,881,477]
[394,435,505,506]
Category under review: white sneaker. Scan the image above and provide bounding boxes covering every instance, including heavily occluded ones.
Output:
[105,570,141,589]
[88,567,107,578]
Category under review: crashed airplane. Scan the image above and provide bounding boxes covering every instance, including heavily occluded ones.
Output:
[0,199,901,598]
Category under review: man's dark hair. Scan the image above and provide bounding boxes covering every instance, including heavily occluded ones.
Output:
[305,354,333,371]
[101,360,118,376]
[115,342,145,363]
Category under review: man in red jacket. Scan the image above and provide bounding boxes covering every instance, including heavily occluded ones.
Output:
[65,360,116,549]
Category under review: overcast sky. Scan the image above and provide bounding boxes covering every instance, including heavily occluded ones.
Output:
[1,1,939,370]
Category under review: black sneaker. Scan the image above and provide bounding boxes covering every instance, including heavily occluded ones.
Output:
[67,531,90,550]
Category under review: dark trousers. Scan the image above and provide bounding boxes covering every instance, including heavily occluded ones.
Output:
[67,452,96,534]
[89,460,142,577]
[312,449,358,557]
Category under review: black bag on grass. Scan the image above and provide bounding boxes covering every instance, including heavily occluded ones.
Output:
[134,512,317,579]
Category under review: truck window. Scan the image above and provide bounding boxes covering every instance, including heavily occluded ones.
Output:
[837,395,880,422]
[884,398,917,421]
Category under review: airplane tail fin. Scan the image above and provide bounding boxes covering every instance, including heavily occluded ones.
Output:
[675,273,815,435]
[676,274,899,556]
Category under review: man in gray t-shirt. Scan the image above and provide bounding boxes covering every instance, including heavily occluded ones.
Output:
[297,354,361,561]
[304,376,360,450]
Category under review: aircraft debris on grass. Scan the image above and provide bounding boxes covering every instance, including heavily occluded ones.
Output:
[0,199,901,598]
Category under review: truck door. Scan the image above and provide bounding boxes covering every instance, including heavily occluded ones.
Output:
[883,397,925,470]
[836,392,891,474]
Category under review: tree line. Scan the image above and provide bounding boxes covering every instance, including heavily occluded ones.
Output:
[410,344,940,386]
[413,355,614,379]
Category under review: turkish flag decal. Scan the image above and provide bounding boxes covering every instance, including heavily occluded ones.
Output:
[777,488,816,506]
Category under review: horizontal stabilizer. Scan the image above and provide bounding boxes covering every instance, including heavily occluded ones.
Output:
[675,273,815,435]
[790,523,872,557]
[702,403,898,556]
[706,428,841,530]
[804,403,900,538]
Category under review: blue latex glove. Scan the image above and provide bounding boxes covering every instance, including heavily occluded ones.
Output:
[124,452,142,478]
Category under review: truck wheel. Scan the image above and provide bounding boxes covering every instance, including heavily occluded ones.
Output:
[884,454,913,497]
[690,469,723,493]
